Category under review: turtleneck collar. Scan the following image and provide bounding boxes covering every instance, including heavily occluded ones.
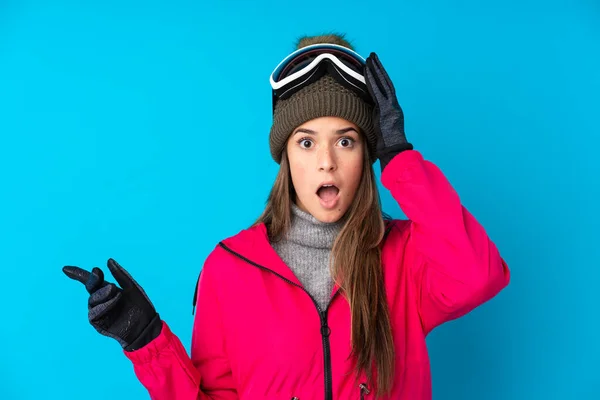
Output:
[286,203,346,249]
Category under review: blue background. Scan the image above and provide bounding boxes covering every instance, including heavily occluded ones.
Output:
[1,0,598,399]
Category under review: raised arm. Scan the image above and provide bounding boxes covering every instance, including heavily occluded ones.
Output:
[364,52,510,334]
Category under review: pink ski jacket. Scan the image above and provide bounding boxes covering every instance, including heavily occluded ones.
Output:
[124,150,510,399]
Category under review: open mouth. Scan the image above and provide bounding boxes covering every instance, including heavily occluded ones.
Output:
[316,184,340,208]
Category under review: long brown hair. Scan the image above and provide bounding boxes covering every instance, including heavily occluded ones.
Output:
[252,138,395,396]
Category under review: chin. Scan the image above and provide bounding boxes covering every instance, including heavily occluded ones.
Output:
[310,206,346,224]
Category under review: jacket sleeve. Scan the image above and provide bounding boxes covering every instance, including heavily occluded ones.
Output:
[123,250,238,399]
[124,320,203,399]
[381,150,510,335]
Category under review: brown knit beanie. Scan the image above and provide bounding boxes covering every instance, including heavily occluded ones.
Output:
[269,34,377,164]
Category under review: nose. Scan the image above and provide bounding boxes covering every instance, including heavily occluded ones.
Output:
[317,146,337,172]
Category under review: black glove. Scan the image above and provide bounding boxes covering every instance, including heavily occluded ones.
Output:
[364,52,413,171]
[63,258,162,352]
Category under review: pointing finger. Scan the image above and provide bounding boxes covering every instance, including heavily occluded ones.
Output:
[62,266,105,294]
[62,266,91,285]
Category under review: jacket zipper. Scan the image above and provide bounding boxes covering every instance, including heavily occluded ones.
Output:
[190,222,396,397]
[359,383,370,399]
[218,242,338,400]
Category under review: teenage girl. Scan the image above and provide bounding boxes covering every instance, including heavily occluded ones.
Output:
[63,34,510,399]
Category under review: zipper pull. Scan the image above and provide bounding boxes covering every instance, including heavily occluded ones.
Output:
[320,311,331,337]
[359,383,370,400]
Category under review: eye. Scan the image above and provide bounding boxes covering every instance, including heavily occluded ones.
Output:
[338,137,355,148]
[297,137,313,149]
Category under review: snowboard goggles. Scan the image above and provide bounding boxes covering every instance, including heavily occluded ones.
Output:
[269,43,371,110]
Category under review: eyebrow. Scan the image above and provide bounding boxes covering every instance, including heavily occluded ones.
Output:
[293,127,359,135]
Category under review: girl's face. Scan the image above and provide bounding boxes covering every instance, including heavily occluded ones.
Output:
[286,116,364,223]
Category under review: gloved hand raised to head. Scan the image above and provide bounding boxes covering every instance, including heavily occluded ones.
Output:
[63,258,163,352]
[364,52,414,172]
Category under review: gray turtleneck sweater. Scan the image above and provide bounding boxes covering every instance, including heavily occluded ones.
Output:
[270,204,345,311]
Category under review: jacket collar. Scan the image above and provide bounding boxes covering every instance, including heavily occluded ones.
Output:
[219,222,303,287]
